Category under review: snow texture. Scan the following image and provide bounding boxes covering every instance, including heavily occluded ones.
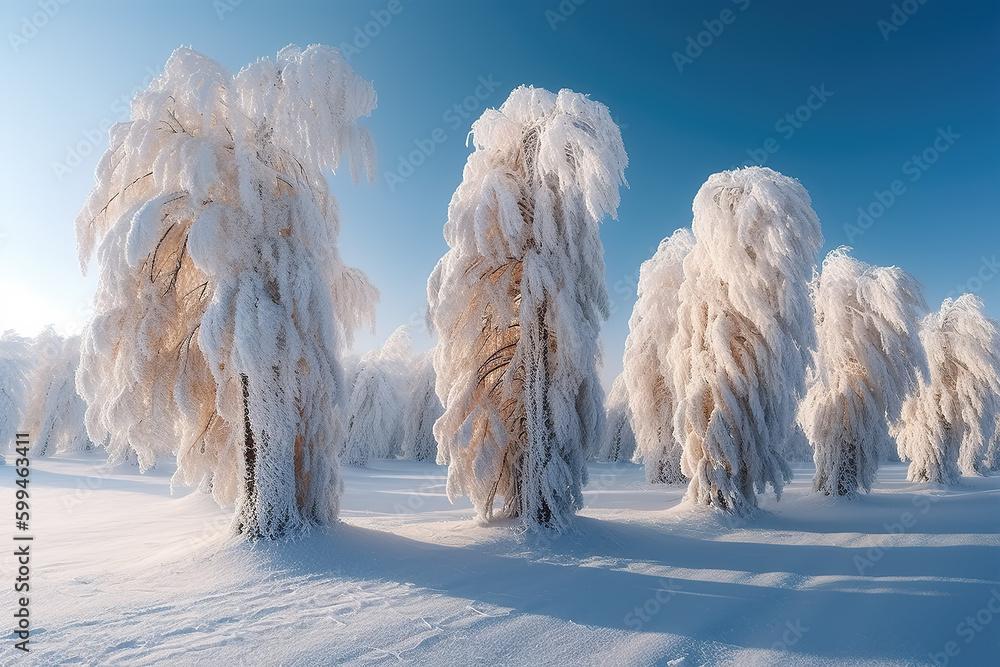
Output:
[622,227,694,483]
[400,351,444,462]
[669,167,823,515]
[9,456,1000,666]
[24,328,92,456]
[594,374,637,463]
[798,248,928,496]
[74,44,379,538]
[893,294,1000,483]
[428,85,628,532]
[342,326,411,466]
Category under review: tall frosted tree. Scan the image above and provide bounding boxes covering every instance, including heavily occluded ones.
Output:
[669,167,823,515]
[342,326,410,466]
[428,85,627,532]
[24,329,92,457]
[893,295,1000,483]
[988,420,1000,472]
[1,331,32,455]
[798,248,927,496]
[75,45,378,538]
[594,374,637,463]
[777,425,813,463]
[622,227,694,483]
[400,351,443,462]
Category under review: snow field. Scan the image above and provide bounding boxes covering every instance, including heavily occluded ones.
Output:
[4,456,997,666]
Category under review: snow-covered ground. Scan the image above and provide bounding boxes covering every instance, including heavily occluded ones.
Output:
[3,455,998,666]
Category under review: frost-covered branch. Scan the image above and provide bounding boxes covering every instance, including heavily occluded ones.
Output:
[798,248,927,496]
[622,227,693,482]
[893,295,1000,483]
[75,44,379,538]
[594,375,637,463]
[669,167,823,515]
[429,85,627,532]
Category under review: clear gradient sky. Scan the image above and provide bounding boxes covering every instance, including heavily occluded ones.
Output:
[1,0,997,389]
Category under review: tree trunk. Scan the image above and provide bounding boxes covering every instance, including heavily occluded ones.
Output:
[238,373,259,536]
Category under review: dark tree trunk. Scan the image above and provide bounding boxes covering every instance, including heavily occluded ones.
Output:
[238,373,259,536]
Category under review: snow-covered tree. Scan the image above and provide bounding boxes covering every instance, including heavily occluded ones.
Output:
[1,331,32,455]
[798,248,927,496]
[778,425,814,463]
[987,419,1000,473]
[342,326,411,466]
[594,375,637,463]
[893,295,1000,483]
[400,352,443,462]
[669,167,823,515]
[428,85,627,532]
[24,328,91,457]
[75,44,379,538]
[622,227,694,483]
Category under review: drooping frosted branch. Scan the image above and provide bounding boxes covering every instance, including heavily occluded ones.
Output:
[798,248,927,496]
[75,44,378,538]
[429,85,627,532]
[893,295,1000,483]
[622,227,693,482]
[669,167,823,515]
[594,375,637,463]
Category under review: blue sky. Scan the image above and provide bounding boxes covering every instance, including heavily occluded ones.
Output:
[1,0,997,388]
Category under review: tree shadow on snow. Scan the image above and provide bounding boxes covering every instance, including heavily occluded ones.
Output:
[238,518,1000,664]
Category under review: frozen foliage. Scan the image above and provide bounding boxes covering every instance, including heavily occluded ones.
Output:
[622,227,694,482]
[428,85,627,532]
[400,352,444,462]
[0,331,32,454]
[778,425,814,463]
[24,329,91,456]
[75,44,378,538]
[342,326,411,467]
[594,375,637,463]
[798,248,927,496]
[669,167,823,515]
[893,295,1000,483]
